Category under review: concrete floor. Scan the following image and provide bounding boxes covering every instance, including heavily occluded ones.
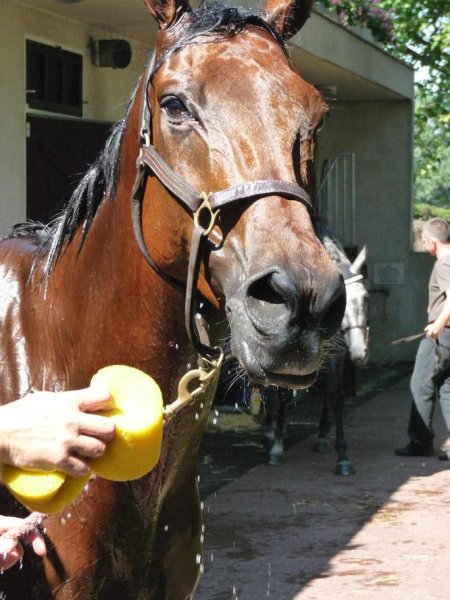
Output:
[195,375,450,600]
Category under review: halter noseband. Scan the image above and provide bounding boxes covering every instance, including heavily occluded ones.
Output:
[131,54,315,361]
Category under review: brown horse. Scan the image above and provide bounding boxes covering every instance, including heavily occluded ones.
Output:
[0,0,345,597]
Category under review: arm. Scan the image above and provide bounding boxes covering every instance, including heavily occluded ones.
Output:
[424,289,450,339]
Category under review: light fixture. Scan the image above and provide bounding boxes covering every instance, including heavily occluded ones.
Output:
[89,39,132,70]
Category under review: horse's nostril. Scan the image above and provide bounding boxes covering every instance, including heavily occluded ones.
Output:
[245,271,295,334]
[318,281,347,339]
[247,274,286,306]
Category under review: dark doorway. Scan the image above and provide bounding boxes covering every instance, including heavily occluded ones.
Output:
[26,115,112,224]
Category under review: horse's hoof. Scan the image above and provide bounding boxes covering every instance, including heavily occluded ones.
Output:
[312,439,331,453]
[335,460,355,476]
[268,454,284,466]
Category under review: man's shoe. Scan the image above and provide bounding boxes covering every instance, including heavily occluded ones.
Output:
[394,442,434,457]
[438,450,450,461]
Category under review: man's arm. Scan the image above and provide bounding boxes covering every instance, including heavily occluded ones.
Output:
[424,289,450,339]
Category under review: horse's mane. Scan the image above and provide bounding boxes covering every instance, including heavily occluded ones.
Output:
[11,2,287,276]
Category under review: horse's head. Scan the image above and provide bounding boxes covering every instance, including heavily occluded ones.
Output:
[140,0,346,388]
[342,246,369,365]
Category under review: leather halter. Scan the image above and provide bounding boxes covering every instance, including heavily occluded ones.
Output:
[131,54,316,360]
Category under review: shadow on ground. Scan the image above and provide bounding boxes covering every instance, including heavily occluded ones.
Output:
[198,362,412,499]
[195,364,450,600]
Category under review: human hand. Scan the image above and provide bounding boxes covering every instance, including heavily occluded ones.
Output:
[424,323,441,340]
[0,386,115,477]
[0,515,46,570]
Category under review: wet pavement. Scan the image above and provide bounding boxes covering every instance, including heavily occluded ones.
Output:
[196,365,450,599]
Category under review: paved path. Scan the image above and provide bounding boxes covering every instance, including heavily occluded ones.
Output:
[195,377,450,600]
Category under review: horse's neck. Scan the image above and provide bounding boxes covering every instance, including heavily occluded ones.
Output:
[51,213,190,389]
[0,202,190,404]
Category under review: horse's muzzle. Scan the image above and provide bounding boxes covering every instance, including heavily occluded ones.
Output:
[244,267,346,340]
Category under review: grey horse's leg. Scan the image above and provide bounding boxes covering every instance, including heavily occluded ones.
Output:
[328,351,355,476]
[312,386,332,453]
[263,387,289,466]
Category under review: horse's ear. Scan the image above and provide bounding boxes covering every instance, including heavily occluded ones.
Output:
[350,245,367,274]
[262,0,314,40]
[143,0,191,30]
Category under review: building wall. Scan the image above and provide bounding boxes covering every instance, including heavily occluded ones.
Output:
[0,0,151,237]
[317,100,427,362]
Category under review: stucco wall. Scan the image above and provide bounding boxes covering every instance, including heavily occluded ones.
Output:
[0,0,151,237]
[316,100,425,363]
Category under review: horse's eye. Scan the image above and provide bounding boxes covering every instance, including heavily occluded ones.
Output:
[160,95,191,124]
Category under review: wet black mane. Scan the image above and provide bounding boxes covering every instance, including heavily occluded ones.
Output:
[14,2,287,275]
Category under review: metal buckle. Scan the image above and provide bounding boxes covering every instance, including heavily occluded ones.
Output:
[194,192,220,236]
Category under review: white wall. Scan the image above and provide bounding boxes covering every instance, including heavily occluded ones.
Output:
[317,100,423,362]
[0,0,151,237]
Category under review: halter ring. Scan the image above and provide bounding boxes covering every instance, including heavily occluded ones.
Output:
[194,193,220,236]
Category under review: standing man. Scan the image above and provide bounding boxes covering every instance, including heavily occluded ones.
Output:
[395,218,450,460]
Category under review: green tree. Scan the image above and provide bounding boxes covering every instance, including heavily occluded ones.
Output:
[380,0,449,208]
[320,0,450,211]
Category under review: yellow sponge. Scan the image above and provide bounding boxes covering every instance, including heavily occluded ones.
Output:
[89,365,163,481]
[2,365,163,513]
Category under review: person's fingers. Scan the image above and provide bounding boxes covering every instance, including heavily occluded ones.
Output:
[57,455,91,477]
[77,413,115,441]
[73,385,113,413]
[0,540,23,571]
[0,536,17,554]
[26,530,47,557]
[70,435,107,459]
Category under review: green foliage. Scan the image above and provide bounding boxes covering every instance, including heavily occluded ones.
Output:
[320,0,393,44]
[318,0,450,209]
[413,203,450,222]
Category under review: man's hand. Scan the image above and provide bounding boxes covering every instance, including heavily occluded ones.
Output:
[0,515,46,570]
[0,386,115,477]
[424,322,442,339]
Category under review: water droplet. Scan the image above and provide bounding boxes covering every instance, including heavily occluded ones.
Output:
[60,517,66,525]
[200,563,204,574]
[210,553,214,562]
[199,302,204,308]
[84,483,90,492]
[200,402,204,409]
[67,512,72,519]
[164,525,169,532]
[212,418,217,425]
[214,410,219,416]
[200,502,204,510]
[175,343,179,350]
[195,413,199,420]
[200,534,204,543]
[195,553,201,564]
[19,557,23,570]
[0,568,4,575]
[187,363,192,370]
[197,475,200,482]
[201,524,205,533]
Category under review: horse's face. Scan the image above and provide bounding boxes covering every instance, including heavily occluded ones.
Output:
[143,0,346,388]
